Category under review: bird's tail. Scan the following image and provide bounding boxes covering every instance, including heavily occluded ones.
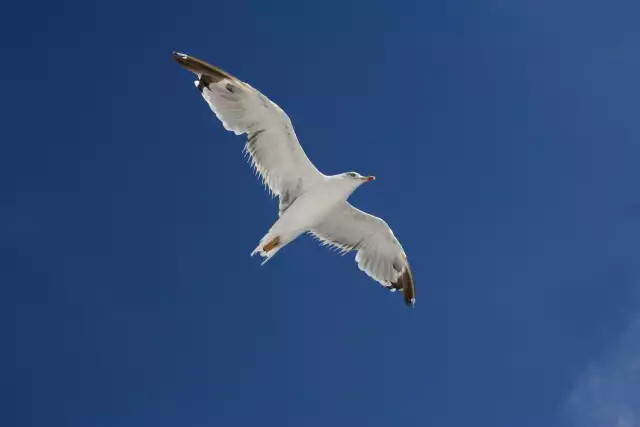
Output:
[251,233,282,265]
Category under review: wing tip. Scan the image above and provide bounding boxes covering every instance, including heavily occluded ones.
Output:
[392,265,416,308]
[172,51,237,83]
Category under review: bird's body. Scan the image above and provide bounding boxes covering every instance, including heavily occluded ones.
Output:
[254,174,360,262]
[173,52,416,306]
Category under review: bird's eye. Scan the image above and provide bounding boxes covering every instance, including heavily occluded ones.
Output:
[348,172,356,178]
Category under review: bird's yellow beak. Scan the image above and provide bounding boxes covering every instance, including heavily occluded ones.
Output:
[363,176,375,182]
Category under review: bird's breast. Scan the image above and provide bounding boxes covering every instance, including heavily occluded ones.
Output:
[276,182,348,232]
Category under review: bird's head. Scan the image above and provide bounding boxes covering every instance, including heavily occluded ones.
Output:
[331,172,375,197]
[343,171,376,184]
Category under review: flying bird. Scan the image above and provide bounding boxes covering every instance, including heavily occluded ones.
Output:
[173,52,416,307]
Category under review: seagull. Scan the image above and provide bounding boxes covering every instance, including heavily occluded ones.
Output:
[173,52,416,307]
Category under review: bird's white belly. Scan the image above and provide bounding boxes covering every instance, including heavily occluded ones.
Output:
[271,183,345,237]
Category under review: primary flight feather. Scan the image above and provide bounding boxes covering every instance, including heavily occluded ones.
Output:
[173,52,416,307]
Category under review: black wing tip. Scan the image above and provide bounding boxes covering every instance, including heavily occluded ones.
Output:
[172,51,235,83]
[392,265,416,308]
[172,51,191,68]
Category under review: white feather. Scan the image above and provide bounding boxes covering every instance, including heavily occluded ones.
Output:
[310,203,411,290]
[199,77,324,207]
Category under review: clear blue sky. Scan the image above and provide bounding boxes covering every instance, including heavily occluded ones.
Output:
[2,1,640,426]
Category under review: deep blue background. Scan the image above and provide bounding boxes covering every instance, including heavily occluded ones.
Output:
[2,0,640,426]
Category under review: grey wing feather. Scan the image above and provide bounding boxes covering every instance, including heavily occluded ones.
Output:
[177,53,325,209]
[310,203,416,306]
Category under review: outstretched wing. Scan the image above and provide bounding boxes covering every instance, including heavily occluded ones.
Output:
[174,52,325,214]
[310,203,416,307]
